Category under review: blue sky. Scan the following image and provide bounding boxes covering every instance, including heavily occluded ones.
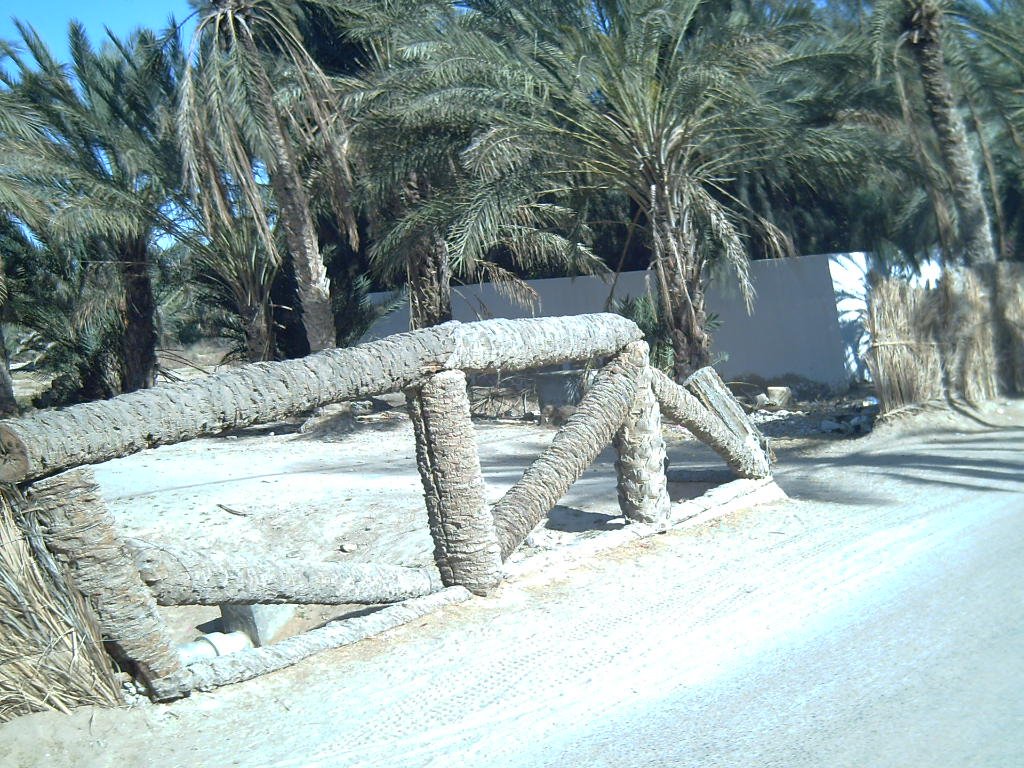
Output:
[2,1,195,63]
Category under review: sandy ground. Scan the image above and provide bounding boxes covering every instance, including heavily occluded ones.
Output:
[4,383,1021,766]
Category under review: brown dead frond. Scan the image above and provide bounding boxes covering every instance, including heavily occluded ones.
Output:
[867,278,944,412]
[867,269,1002,414]
[0,486,121,723]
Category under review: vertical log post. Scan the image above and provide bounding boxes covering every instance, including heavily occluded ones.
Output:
[27,469,190,701]
[406,370,502,596]
[613,364,671,523]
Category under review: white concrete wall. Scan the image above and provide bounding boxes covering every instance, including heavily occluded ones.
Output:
[365,253,853,392]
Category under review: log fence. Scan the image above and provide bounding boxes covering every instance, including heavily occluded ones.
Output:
[1,314,772,706]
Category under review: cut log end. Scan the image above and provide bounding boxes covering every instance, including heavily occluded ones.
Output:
[0,424,29,484]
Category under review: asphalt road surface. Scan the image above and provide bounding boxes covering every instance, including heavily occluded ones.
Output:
[3,405,1023,767]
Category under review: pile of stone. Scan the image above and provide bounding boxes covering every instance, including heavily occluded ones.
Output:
[738,383,880,439]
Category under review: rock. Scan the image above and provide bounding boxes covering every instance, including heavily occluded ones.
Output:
[339,542,358,553]
[754,393,772,410]
[525,531,556,549]
[850,414,873,434]
[767,386,793,408]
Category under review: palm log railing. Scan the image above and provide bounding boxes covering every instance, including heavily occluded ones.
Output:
[0,314,771,703]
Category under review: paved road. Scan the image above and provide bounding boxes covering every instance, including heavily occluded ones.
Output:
[4,409,1023,767]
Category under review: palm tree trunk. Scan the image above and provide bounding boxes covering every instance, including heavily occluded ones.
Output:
[28,469,189,701]
[966,97,1008,260]
[650,368,772,479]
[406,370,501,594]
[128,540,441,605]
[0,324,17,416]
[613,365,671,523]
[0,324,457,483]
[0,315,641,484]
[184,587,470,693]
[648,187,711,381]
[240,31,335,353]
[671,270,711,380]
[492,342,647,560]
[909,8,997,266]
[405,174,453,330]
[893,65,958,258]
[243,302,275,362]
[449,313,642,372]
[407,235,453,329]
[119,237,157,392]
[0,253,16,416]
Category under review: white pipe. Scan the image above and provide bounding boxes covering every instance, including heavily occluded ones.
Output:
[177,631,253,666]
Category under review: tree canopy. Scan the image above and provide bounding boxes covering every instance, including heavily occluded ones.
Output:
[0,0,1021,405]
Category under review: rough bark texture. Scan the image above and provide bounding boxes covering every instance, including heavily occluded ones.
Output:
[408,238,453,330]
[492,342,648,560]
[118,241,158,393]
[613,365,671,523]
[685,368,771,464]
[975,262,1023,396]
[449,314,643,372]
[0,315,641,484]
[909,6,997,267]
[651,368,772,479]
[243,302,276,362]
[664,267,711,382]
[184,587,471,692]
[0,324,457,483]
[994,262,1024,394]
[127,540,443,605]
[240,30,335,353]
[406,371,502,595]
[406,176,453,330]
[27,470,189,701]
[648,187,711,381]
[0,324,18,416]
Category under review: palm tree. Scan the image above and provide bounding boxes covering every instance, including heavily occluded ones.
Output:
[0,246,17,416]
[872,0,998,266]
[180,0,358,353]
[0,211,127,406]
[343,1,605,331]
[189,221,280,361]
[945,0,1024,260]
[1,23,186,394]
[356,0,878,378]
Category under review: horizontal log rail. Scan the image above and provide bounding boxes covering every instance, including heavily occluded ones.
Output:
[128,541,443,606]
[0,314,641,484]
[183,588,472,692]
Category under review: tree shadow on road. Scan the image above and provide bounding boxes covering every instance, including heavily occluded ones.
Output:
[775,425,1024,502]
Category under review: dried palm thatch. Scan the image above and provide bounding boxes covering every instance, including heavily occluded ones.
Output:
[934,270,998,405]
[0,485,121,723]
[867,278,944,412]
[995,263,1024,394]
[867,270,999,414]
